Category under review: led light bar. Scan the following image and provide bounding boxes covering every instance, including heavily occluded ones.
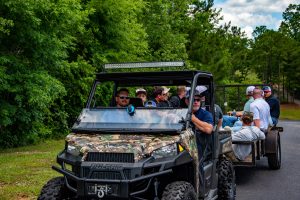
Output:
[104,61,185,69]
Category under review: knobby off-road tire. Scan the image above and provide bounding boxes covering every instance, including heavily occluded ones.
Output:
[267,134,281,170]
[38,177,73,200]
[217,157,236,200]
[161,181,197,200]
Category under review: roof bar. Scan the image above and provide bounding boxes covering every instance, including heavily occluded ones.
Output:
[104,61,185,69]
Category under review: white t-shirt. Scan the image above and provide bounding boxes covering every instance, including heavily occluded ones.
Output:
[250,98,271,130]
[232,126,265,160]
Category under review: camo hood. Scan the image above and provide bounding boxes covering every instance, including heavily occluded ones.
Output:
[66,133,181,161]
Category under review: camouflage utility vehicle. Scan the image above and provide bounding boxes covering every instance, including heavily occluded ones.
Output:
[38,62,236,200]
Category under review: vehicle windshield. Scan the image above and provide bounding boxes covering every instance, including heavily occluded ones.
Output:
[72,108,188,132]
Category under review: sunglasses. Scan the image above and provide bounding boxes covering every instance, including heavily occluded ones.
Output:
[194,98,201,102]
[118,96,130,100]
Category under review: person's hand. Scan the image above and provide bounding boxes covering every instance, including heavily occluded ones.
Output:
[236,111,243,117]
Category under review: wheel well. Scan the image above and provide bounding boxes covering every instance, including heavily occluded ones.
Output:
[158,162,195,192]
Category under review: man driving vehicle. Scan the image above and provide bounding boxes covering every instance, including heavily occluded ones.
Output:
[186,87,213,134]
[115,88,130,107]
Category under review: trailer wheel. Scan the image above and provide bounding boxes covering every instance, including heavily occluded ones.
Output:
[161,181,196,200]
[267,134,281,170]
[217,157,236,200]
[38,177,73,200]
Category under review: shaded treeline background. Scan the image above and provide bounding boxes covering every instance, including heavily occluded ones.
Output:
[0,0,299,148]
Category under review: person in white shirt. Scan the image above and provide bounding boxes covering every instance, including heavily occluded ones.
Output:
[231,112,265,160]
[250,88,272,131]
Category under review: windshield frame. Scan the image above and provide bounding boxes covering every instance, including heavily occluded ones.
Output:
[83,71,214,132]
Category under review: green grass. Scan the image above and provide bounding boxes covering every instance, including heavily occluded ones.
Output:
[0,140,65,200]
[280,105,300,120]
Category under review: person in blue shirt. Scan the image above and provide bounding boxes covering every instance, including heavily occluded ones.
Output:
[262,86,280,125]
[186,86,214,134]
[186,87,213,162]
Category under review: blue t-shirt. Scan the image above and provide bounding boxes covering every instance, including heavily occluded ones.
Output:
[194,108,213,160]
[194,108,214,125]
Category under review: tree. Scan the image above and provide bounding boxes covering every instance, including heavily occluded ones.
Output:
[85,0,149,68]
[0,0,91,147]
[280,4,300,42]
[142,0,190,61]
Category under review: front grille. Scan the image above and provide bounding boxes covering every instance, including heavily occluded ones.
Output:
[86,152,134,163]
[82,167,90,177]
[91,171,122,179]
[81,167,131,179]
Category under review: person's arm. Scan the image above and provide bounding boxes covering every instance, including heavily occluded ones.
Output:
[217,118,223,130]
[255,127,266,140]
[250,104,260,128]
[253,119,260,128]
[191,114,213,134]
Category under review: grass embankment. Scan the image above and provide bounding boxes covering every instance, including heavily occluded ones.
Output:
[0,140,65,200]
[280,103,300,120]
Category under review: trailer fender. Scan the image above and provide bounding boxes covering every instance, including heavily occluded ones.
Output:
[265,130,279,154]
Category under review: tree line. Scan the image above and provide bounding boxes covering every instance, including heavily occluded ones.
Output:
[0,0,299,148]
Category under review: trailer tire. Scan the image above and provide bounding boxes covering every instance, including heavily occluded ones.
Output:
[267,134,281,170]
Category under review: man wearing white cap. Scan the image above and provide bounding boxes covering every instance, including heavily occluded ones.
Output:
[136,88,147,105]
[161,86,170,101]
[244,86,255,112]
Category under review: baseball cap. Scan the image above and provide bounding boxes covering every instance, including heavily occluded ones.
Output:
[162,86,170,94]
[246,86,255,95]
[262,86,272,92]
[187,85,207,98]
[196,86,207,94]
[136,88,147,95]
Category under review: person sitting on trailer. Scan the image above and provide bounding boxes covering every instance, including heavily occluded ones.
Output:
[228,112,265,161]
[250,88,272,132]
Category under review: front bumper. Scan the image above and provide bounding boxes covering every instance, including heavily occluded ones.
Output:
[54,151,192,199]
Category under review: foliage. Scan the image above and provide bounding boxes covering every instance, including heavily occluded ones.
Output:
[0,0,91,147]
[142,0,190,61]
[85,0,149,67]
[280,4,300,42]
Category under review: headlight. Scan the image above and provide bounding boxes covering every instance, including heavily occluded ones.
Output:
[67,144,81,156]
[151,143,178,159]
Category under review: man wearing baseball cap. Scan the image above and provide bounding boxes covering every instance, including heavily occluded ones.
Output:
[187,87,213,160]
[244,86,255,112]
[262,86,280,125]
[152,87,172,107]
[136,88,147,105]
[187,87,213,135]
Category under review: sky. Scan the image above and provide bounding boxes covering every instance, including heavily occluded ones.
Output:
[213,0,299,38]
